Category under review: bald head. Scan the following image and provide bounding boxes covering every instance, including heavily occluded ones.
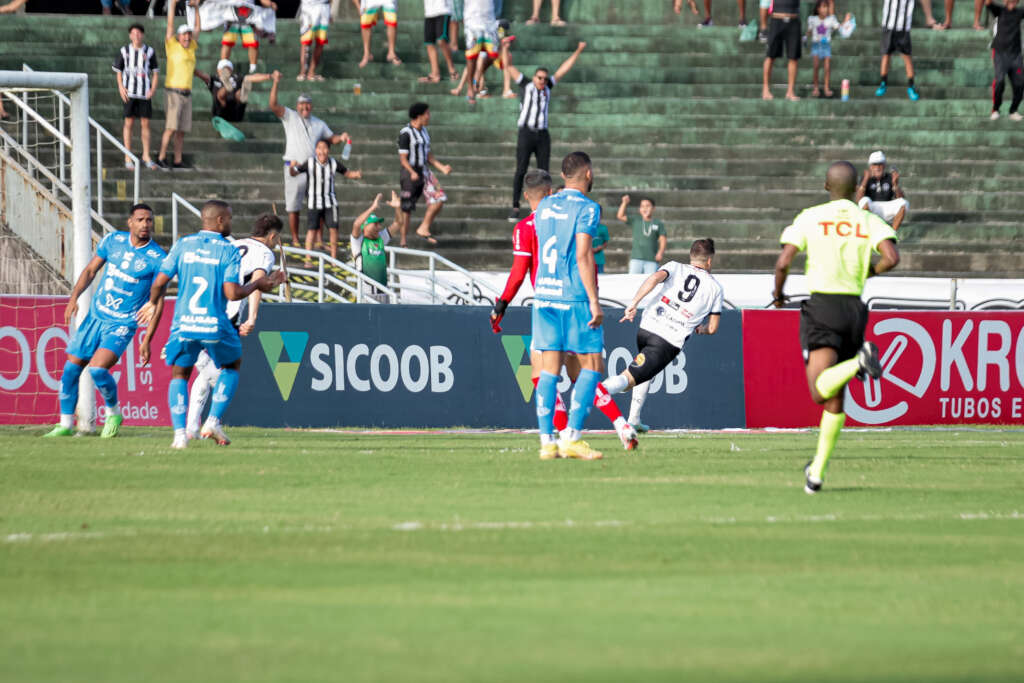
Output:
[201,200,232,236]
[825,161,858,200]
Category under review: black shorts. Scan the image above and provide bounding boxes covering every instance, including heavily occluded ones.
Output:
[123,98,152,119]
[766,16,801,60]
[628,328,682,386]
[424,14,450,44]
[881,29,912,56]
[307,206,339,233]
[400,167,425,213]
[799,293,868,361]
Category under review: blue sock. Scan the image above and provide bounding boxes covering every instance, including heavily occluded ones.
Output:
[168,378,188,430]
[87,366,118,408]
[536,371,558,436]
[59,361,83,416]
[568,369,601,432]
[209,368,239,421]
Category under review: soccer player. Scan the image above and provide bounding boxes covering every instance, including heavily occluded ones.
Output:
[140,200,284,449]
[185,213,283,440]
[530,152,605,460]
[490,168,638,450]
[773,161,900,495]
[602,239,723,431]
[44,204,167,438]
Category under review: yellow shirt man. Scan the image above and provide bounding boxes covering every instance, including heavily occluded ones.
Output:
[164,34,197,91]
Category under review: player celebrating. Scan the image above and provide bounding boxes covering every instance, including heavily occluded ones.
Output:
[44,204,166,438]
[531,151,605,461]
[185,213,282,440]
[140,200,284,449]
[491,168,638,450]
[773,161,900,495]
[601,239,723,430]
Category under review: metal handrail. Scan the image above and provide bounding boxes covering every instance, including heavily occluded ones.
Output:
[170,191,201,243]
[385,246,501,305]
[280,246,397,304]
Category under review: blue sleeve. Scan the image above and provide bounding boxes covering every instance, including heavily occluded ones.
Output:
[576,201,599,238]
[224,246,242,285]
[159,241,179,278]
[96,234,112,261]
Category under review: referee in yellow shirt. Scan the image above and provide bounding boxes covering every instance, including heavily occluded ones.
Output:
[773,161,901,495]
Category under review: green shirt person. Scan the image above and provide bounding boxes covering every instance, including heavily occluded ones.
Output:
[617,194,666,274]
[351,192,400,295]
[592,222,610,273]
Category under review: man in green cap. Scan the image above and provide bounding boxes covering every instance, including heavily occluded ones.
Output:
[351,191,401,300]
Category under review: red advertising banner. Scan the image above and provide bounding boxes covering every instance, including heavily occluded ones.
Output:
[0,296,175,426]
[743,309,1024,427]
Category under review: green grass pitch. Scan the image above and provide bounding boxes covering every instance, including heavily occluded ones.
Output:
[1,425,1023,682]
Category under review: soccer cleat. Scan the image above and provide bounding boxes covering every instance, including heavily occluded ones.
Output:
[100,414,123,438]
[874,83,887,97]
[617,422,639,451]
[539,442,559,460]
[200,420,231,446]
[43,425,74,438]
[170,433,189,449]
[803,459,823,495]
[856,341,883,380]
[558,439,603,460]
[629,420,650,434]
[907,86,920,101]
[991,111,1001,121]
[186,429,201,441]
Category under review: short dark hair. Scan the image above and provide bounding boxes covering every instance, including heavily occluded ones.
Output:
[639,197,656,208]
[690,238,716,261]
[523,169,552,196]
[129,203,154,216]
[251,213,283,237]
[129,23,145,33]
[534,67,549,77]
[561,151,592,179]
[316,138,331,148]
[409,102,430,119]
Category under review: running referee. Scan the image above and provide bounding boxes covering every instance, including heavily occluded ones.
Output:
[773,161,900,495]
[504,40,586,222]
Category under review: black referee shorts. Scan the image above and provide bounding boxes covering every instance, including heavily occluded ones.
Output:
[881,29,912,56]
[766,16,801,61]
[799,293,868,362]
[123,98,152,119]
[400,166,426,213]
[627,328,682,386]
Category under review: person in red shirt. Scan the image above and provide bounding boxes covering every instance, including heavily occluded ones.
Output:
[490,169,638,451]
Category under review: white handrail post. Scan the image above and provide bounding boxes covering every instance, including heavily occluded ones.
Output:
[95,127,103,217]
[58,96,65,184]
[172,194,179,243]
[20,89,27,152]
[133,163,140,205]
[430,255,437,304]
[318,258,325,302]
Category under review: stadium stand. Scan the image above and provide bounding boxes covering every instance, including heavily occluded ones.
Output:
[1,0,1022,276]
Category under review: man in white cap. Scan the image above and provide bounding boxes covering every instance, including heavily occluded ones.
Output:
[268,71,351,245]
[196,59,275,123]
[856,150,908,231]
[157,0,201,170]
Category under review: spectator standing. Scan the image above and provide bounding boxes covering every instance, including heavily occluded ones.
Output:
[592,218,610,274]
[459,0,500,103]
[420,0,458,83]
[289,138,364,261]
[504,40,586,221]
[157,1,200,171]
[875,0,920,101]
[807,1,849,98]
[268,72,351,244]
[856,150,909,231]
[920,0,986,29]
[449,0,464,57]
[195,60,274,122]
[985,0,1024,120]
[354,0,402,67]
[220,0,277,75]
[397,102,452,246]
[527,0,564,25]
[298,0,331,81]
[351,192,402,297]
[113,23,159,170]
[618,195,666,275]
[761,0,802,100]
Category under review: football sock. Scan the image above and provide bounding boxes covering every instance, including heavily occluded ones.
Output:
[536,371,558,437]
[601,373,629,395]
[814,358,859,400]
[187,362,219,434]
[533,376,569,431]
[594,382,625,424]
[808,410,845,482]
[209,368,240,421]
[628,380,651,424]
[168,378,189,431]
[87,366,118,409]
[879,74,888,86]
[58,361,83,417]
[567,369,600,433]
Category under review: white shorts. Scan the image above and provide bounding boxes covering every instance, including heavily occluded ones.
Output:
[284,164,308,213]
[859,196,908,224]
[299,3,331,36]
[360,0,396,12]
[464,21,498,50]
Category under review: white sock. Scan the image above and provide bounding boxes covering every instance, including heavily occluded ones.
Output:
[59,414,74,429]
[540,433,557,445]
[174,428,186,438]
[613,416,627,431]
[560,428,581,443]
[629,381,651,424]
[105,404,120,417]
[249,63,257,73]
[602,373,629,394]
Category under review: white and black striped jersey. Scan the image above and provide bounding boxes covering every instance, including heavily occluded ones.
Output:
[881,0,915,31]
[515,72,556,130]
[226,236,275,321]
[113,43,159,99]
[639,261,723,349]
[294,157,349,209]
[397,124,431,168]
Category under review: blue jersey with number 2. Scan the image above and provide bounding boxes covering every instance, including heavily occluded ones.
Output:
[159,231,242,340]
[532,189,600,303]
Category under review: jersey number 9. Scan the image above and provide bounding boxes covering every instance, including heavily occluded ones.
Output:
[678,274,700,303]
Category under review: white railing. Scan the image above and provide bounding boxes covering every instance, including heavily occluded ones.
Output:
[274,246,397,304]
[21,64,141,216]
[171,191,200,243]
[386,246,501,305]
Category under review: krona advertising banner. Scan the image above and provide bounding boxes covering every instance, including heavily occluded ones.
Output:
[743,310,1024,427]
[226,304,746,429]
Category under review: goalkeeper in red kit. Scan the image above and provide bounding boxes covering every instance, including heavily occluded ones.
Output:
[490,168,638,451]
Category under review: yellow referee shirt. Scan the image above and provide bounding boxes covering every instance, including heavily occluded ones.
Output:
[164,37,197,91]
[780,199,897,296]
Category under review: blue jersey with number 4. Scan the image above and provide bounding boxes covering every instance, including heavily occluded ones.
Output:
[91,231,166,325]
[159,231,242,340]
[532,189,600,303]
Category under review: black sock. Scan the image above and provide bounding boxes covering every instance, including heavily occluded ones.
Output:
[908,77,915,87]
[879,74,888,86]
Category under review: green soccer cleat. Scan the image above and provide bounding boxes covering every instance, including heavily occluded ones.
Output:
[42,425,74,438]
[100,414,123,438]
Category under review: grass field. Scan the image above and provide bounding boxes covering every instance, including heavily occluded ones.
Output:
[1,425,1023,682]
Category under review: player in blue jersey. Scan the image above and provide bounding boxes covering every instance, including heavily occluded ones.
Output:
[44,204,167,439]
[140,200,284,449]
[531,151,605,461]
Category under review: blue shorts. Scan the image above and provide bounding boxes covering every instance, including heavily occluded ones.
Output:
[163,330,242,369]
[66,313,134,361]
[531,300,604,354]
[811,41,832,59]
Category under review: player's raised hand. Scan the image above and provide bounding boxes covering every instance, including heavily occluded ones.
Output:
[63,299,78,326]
[619,304,638,323]
[588,299,603,329]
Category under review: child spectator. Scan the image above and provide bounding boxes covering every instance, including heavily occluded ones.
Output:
[617,194,667,275]
[289,138,363,261]
[195,61,274,122]
[113,23,159,170]
[807,1,850,98]
[875,0,920,101]
[985,0,1024,121]
[420,0,458,84]
[354,0,402,67]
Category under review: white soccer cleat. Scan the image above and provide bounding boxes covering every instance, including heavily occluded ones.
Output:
[171,433,189,449]
[185,429,201,441]
[617,422,639,451]
[200,419,231,446]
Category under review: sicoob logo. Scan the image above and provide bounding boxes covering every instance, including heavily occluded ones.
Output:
[259,331,310,401]
[501,334,534,402]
